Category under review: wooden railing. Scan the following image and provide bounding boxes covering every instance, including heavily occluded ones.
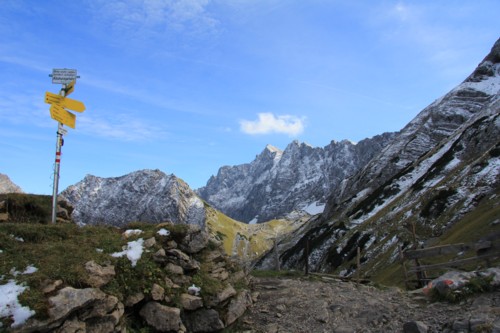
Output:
[400,235,500,289]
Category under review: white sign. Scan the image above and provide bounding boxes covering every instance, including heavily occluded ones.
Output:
[52,68,77,84]
[58,127,68,136]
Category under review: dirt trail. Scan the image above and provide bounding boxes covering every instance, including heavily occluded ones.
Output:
[235,275,500,333]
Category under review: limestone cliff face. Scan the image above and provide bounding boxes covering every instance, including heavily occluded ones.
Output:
[197,133,395,224]
[61,169,205,227]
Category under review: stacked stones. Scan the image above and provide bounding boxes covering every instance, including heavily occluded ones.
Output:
[14,223,252,333]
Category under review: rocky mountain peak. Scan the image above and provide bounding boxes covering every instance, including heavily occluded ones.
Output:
[0,173,23,194]
[197,133,395,223]
[462,38,500,96]
[480,37,500,64]
[61,169,205,227]
[264,144,282,154]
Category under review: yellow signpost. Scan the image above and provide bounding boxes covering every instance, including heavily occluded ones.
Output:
[46,68,85,224]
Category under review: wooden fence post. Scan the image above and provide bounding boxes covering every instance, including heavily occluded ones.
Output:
[305,238,309,275]
[399,245,410,290]
[274,238,280,271]
[356,247,361,285]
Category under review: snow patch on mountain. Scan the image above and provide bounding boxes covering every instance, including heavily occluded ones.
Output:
[302,201,325,215]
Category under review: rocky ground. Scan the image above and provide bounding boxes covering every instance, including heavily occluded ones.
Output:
[235,275,500,333]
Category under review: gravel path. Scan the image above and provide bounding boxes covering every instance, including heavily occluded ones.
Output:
[235,275,500,333]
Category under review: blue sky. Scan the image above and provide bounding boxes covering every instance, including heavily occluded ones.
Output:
[1,1,499,195]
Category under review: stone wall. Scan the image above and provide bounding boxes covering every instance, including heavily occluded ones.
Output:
[12,223,252,333]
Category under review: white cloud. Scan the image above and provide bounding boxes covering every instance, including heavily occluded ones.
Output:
[240,113,305,136]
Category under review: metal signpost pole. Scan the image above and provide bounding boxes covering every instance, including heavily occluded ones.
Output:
[51,85,66,224]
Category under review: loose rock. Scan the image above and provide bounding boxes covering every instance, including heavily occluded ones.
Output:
[139,302,182,332]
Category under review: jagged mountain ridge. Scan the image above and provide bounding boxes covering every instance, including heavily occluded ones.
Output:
[324,39,500,219]
[197,134,395,223]
[61,169,206,227]
[256,38,500,277]
[0,173,23,194]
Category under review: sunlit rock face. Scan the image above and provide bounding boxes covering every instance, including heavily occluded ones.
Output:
[61,169,205,227]
[197,133,395,224]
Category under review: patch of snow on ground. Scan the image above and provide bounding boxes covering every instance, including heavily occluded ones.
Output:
[248,217,258,225]
[0,280,35,327]
[22,265,37,275]
[364,235,377,249]
[112,238,144,267]
[380,235,398,253]
[10,235,24,242]
[474,157,500,184]
[445,157,462,171]
[123,229,143,237]
[157,228,170,236]
[303,201,325,215]
[9,265,38,277]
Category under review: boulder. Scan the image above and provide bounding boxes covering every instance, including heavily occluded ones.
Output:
[210,267,229,280]
[183,309,224,333]
[84,261,115,288]
[48,287,107,322]
[125,292,145,307]
[165,262,184,275]
[139,302,182,332]
[180,293,204,310]
[225,290,253,326]
[207,284,237,307]
[403,321,428,333]
[151,283,165,301]
[79,295,121,321]
[41,279,63,294]
[164,277,181,289]
[166,248,200,271]
[56,206,70,220]
[54,316,85,333]
[85,317,116,333]
[170,274,192,286]
[165,239,178,249]
[153,248,167,263]
[179,225,209,254]
[144,237,156,248]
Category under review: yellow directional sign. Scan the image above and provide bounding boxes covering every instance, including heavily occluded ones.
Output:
[64,80,75,96]
[45,91,63,104]
[61,97,85,112]
[50,104,76,129]
[44,91,85,112]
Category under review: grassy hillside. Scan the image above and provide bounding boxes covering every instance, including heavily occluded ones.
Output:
[204,204,307,261]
